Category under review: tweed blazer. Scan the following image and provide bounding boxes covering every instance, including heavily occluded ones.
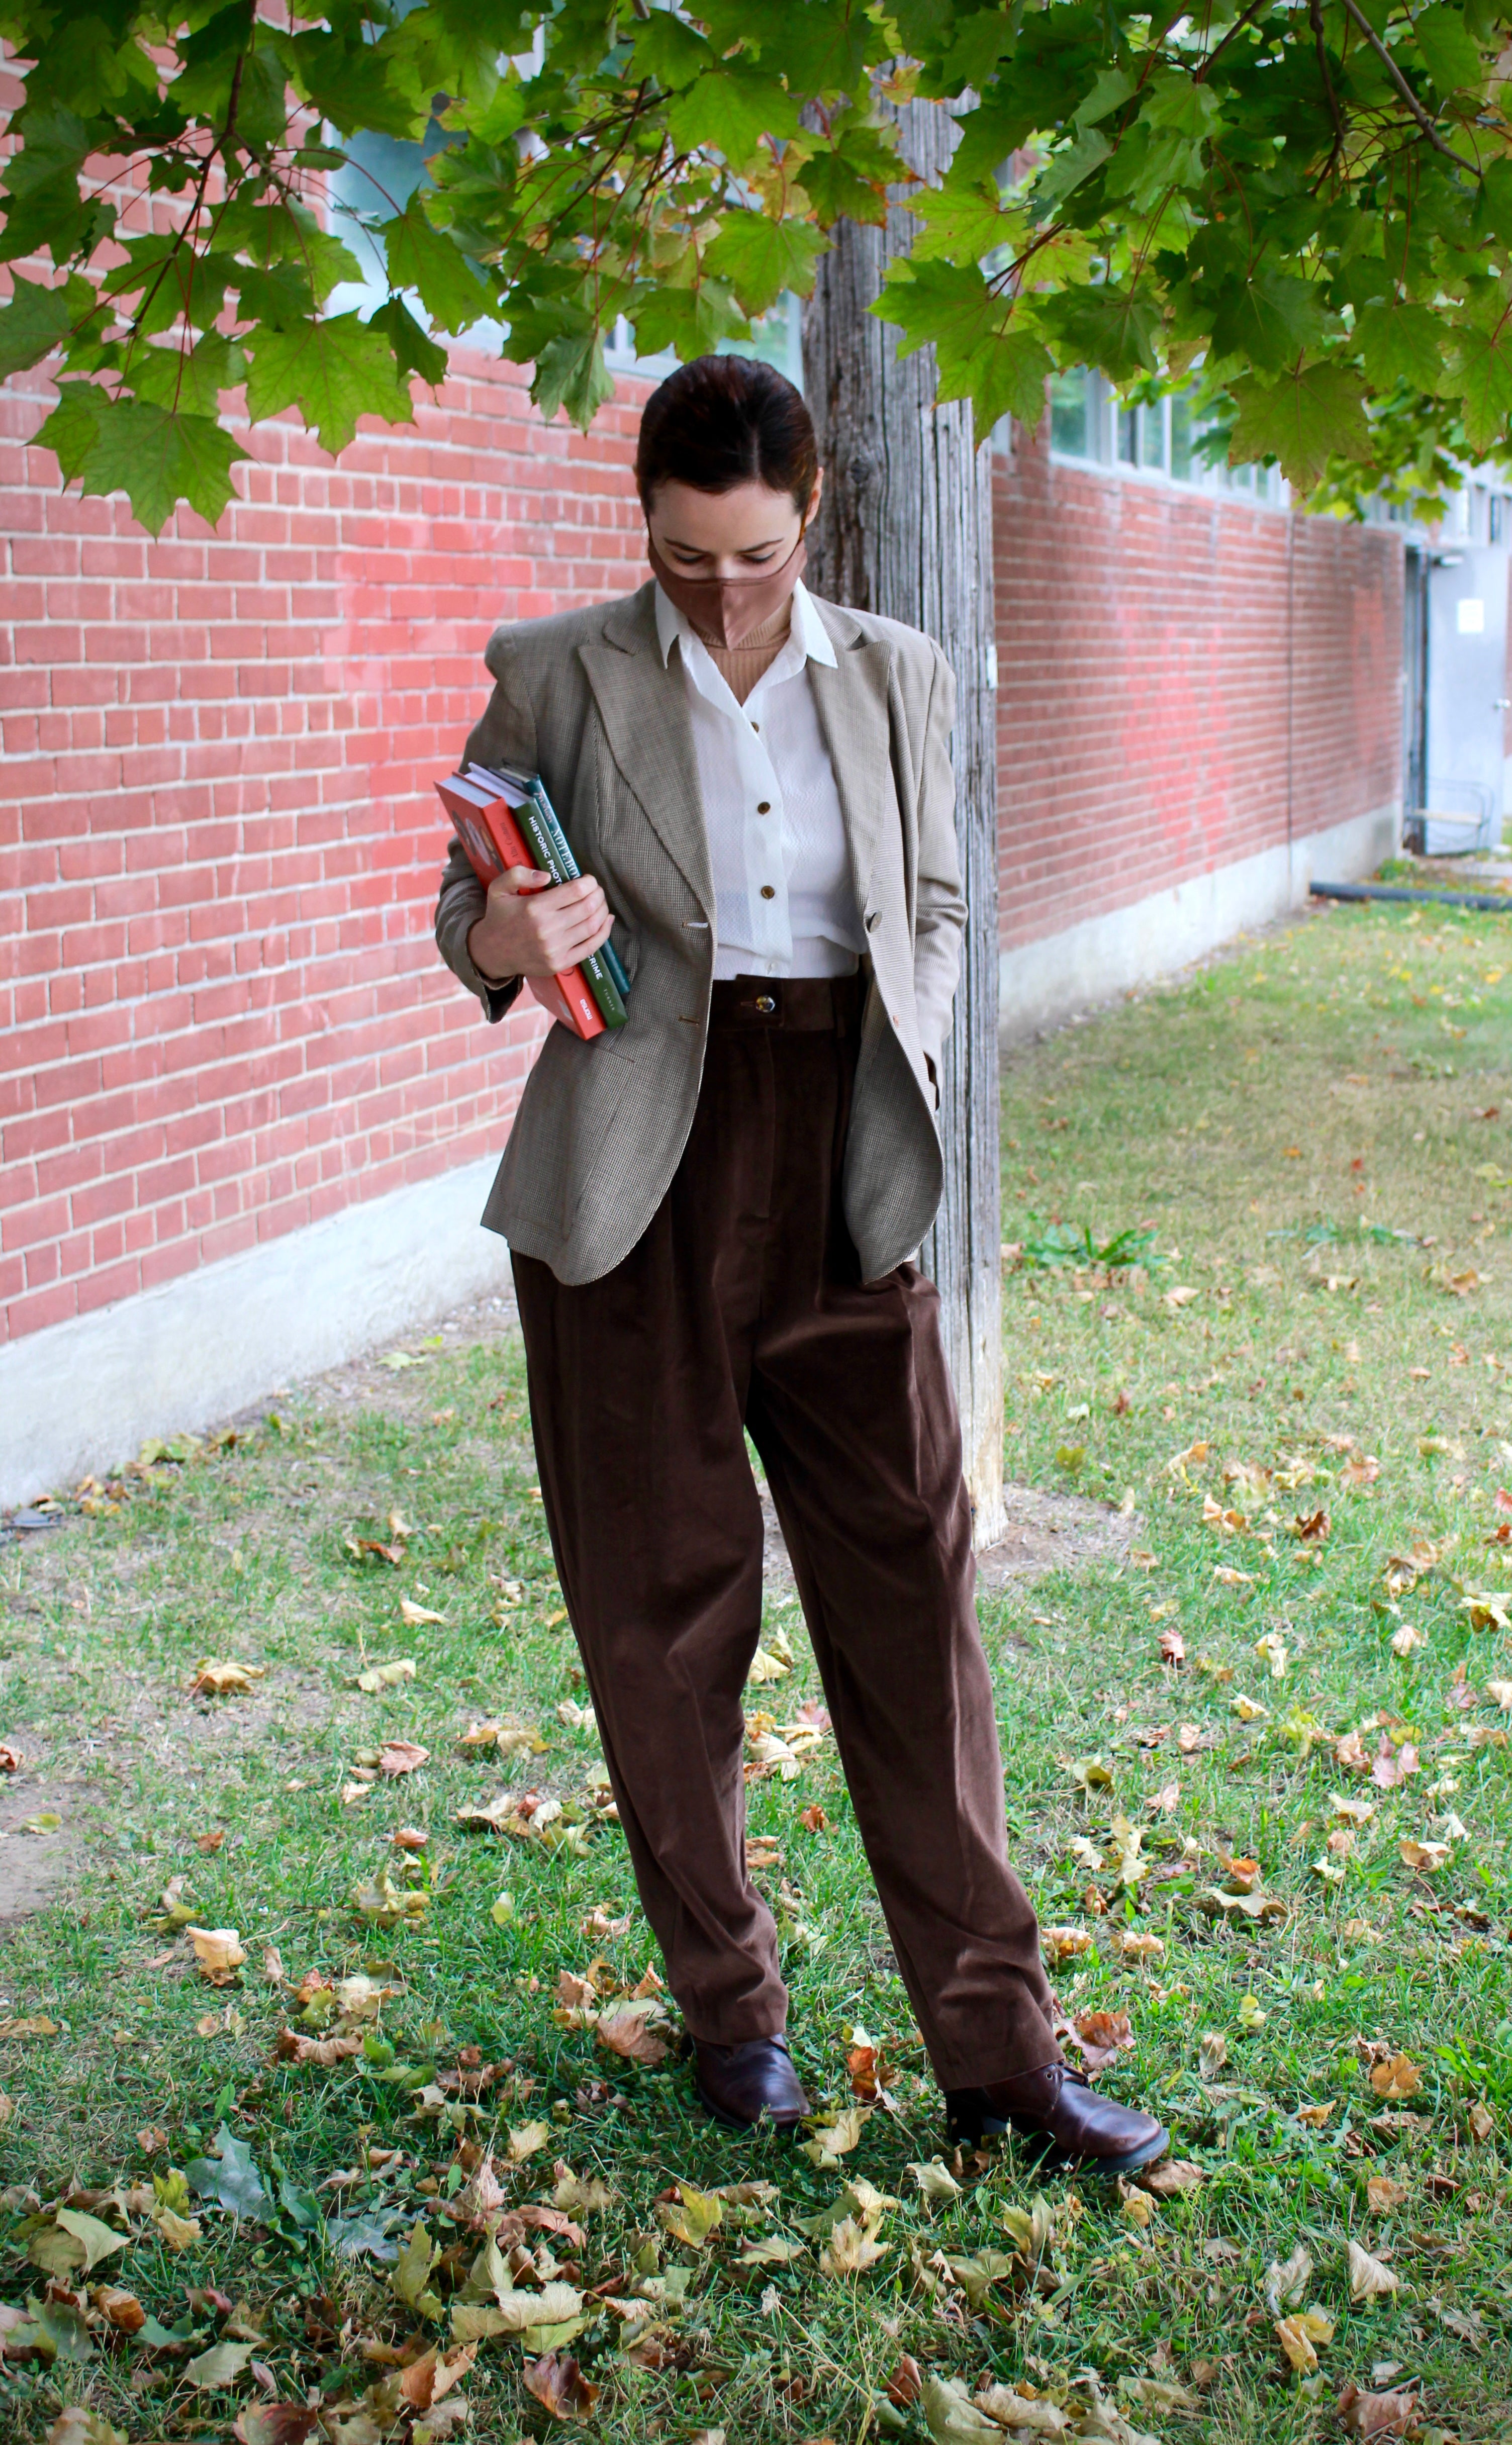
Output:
[434,580,967,1287]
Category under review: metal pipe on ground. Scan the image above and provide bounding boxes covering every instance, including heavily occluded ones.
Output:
[1311,880,1512,915]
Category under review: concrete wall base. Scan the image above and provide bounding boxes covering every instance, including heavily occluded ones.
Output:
[999,801,1400,1040]
[2,1158,513,1509]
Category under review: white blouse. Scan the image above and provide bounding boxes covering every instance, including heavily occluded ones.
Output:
[653,579,865,980]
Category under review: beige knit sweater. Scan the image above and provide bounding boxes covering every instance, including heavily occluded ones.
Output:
[698,601,794,703]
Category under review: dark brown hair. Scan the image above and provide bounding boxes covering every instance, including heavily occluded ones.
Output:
[635,354,818,516]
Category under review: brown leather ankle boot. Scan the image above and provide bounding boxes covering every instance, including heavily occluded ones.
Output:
[694,2035,810,2131]
[946,2063,1168,2174]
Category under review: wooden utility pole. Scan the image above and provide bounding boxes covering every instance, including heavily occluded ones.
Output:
[803,97,1005,1547]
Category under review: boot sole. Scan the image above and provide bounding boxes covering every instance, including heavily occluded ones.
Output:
[947,2105,1171,2180]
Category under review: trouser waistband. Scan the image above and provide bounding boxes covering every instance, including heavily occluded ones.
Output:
[708,973,865,1032]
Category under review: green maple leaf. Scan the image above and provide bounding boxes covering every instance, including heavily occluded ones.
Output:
[379,195,490,334]
[0,272,83,378]
[245,312,413,455]
[879,256,1005,360]
[878,257,1050,438]
[667,69,802,171]
[796,119,905,231]
[801,148,890,228]
[941,328,1055,438]
[627,279,743,361]
[703,215,828,314]
[128,332,248,417]
[1033,127,1111,209]
[1226,361,1370,488]
[629,12,710,91]
[1355,301,1448,396]
[1038,283,1161,381]
[1409,4,1485,96]
[1209,265,1331,374]
[906,182,1021,267]
[33,386,246,534]
[531,328,614,430]
[1445,311,1512,451]
[1073,66,1137,128]
[288,27,425,140]
[368,295,448,387]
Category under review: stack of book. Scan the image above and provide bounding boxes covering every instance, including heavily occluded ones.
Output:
[437,762,629,1040]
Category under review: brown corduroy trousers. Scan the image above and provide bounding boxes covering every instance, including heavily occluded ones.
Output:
[511,973,1061,2089]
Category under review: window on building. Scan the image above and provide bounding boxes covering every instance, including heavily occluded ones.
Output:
[1046,364,1282,503]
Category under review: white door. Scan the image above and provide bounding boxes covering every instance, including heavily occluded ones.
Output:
[1424,547,1508,852]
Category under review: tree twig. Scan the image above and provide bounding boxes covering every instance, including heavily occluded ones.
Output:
[1336,0,1482,174]
[1309,0,1348,174]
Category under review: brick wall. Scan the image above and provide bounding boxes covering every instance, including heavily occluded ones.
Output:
[0,351,654,1346]
[2,356,1405,1351]
[993,418,1403,955]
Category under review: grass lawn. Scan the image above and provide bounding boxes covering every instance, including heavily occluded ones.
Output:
[1,896,1508,2445]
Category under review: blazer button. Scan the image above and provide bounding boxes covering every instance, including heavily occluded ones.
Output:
[757,801,771,814]
[866,909,881,932]
[760,884,776,899]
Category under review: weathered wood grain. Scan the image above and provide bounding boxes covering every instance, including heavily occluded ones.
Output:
[802,96,1006,1545]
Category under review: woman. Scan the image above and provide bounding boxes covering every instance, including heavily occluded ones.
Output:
[435,354,1165,2174]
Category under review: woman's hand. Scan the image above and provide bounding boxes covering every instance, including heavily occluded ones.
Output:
[467,866,615,983]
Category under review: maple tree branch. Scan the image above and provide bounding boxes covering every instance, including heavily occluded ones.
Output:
[1194,0,1277,85]
[1310,0,1348,175]
[1336,0,1482,174]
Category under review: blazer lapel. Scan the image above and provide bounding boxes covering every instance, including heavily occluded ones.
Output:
[579,583,715,920]
[807,597,895,923]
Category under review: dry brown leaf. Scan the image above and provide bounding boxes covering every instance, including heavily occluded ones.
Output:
[196,1827,226,1854]
[1368,2054,1422,2101]
[1296,2101,1336,2127]
[1070,2009,1133,2073]
[233,2409,321,2445]
[818,2214,891,2278]
[1398,1838,1450,1873]
[1276,2315,1319,2374]
[886,2355,923,2408]
[1159,1625,1186,1668]
[1466,2100,1494,2142]
[1371,1738,1420,1791]
[274,2027,363,2067]
[594,2004,669,2066]
[1366,2175,1408,2214]
[523,2349,599,2422]
[186,1926,245,1982]
[379,1741,429,1778]
[190,1659,265,1696]
[1042,1926,1093,1965]
[1141,2158,1203,2197]
[1337,2383,1416,2439]
[1347,2238,1399,2302]
[1116,1930,1166,1963]
[92,2285,145,2331]
[356,1658,417,1692]
[799,1802,829,1833]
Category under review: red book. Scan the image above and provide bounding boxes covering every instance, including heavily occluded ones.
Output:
[436,775,605,1041]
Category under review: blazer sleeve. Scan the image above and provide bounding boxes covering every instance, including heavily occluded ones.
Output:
[433,629,540,1024]
[912,644,968,1080]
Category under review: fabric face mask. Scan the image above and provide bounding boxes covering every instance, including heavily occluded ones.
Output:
[646,528,808,649]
